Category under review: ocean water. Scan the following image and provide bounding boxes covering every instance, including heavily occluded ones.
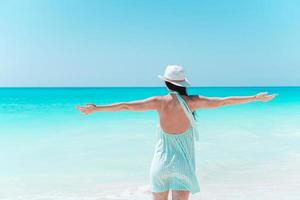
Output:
[0,87,299,200]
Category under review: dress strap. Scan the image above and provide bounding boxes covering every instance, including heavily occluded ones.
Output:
[169,90,200,142]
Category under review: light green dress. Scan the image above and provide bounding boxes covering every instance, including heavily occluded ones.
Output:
[149,90,200,194]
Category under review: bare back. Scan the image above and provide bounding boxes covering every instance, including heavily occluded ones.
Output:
[157,94,195,134]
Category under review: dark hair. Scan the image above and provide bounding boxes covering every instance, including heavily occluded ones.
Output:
[165,81,198,120]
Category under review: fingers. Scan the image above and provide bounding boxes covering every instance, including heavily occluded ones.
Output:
[262,93,277,102]
[76,104,91,115]
[258,92,268,96]
[76,105,81,108]
[76,105,85,111]
[76,104,93,110]
[268,93,278,99]
[257,92,279,102]
[76,105,83,111]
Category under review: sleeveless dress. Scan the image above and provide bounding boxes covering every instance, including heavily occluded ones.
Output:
[149,90,200,194]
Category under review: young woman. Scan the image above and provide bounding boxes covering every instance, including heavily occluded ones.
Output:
[77,65,277,200]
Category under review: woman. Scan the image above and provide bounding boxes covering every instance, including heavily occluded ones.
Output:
[77,65,277,200]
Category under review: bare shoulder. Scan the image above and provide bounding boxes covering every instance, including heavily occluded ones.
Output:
[126,95,163,111]
[187,94,207,101]
[150,95,165,110]
[144,95,163,106]
[140,95,163,106]
[185,94,201,101]
[186,94,208,110]
[148,95,163,102]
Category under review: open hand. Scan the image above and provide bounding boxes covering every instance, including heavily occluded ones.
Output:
[76,103,97,115]
[255,92,278,102]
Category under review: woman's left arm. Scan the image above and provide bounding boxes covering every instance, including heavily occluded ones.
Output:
[220,92,278,106]
[192,92,278,109]
[76,96,161,115]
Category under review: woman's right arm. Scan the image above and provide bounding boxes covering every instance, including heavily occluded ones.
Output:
[191,92,278,109]
[76,96,161,115]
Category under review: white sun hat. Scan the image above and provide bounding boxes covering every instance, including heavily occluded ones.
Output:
[158,65,191,87]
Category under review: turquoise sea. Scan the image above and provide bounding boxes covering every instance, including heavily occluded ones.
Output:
[0,87,299,200]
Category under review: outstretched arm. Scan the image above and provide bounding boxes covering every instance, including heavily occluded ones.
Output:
[76,96,161,115]
[191,92,278,109]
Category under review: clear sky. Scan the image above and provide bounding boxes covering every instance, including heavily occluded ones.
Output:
[0,0,299,87]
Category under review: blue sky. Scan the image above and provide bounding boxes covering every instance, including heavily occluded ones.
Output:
[0,0,299,87]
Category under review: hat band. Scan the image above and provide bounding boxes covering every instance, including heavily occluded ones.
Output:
[163,76,186,82]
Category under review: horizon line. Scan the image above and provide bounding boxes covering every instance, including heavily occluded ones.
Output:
[0,85,299,88]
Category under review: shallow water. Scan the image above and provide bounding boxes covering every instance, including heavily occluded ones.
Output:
[0,87,299,200]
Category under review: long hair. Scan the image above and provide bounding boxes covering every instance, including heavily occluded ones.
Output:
[164,81,198,120]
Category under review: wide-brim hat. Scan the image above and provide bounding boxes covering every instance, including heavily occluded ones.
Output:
[158,65,191,87]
